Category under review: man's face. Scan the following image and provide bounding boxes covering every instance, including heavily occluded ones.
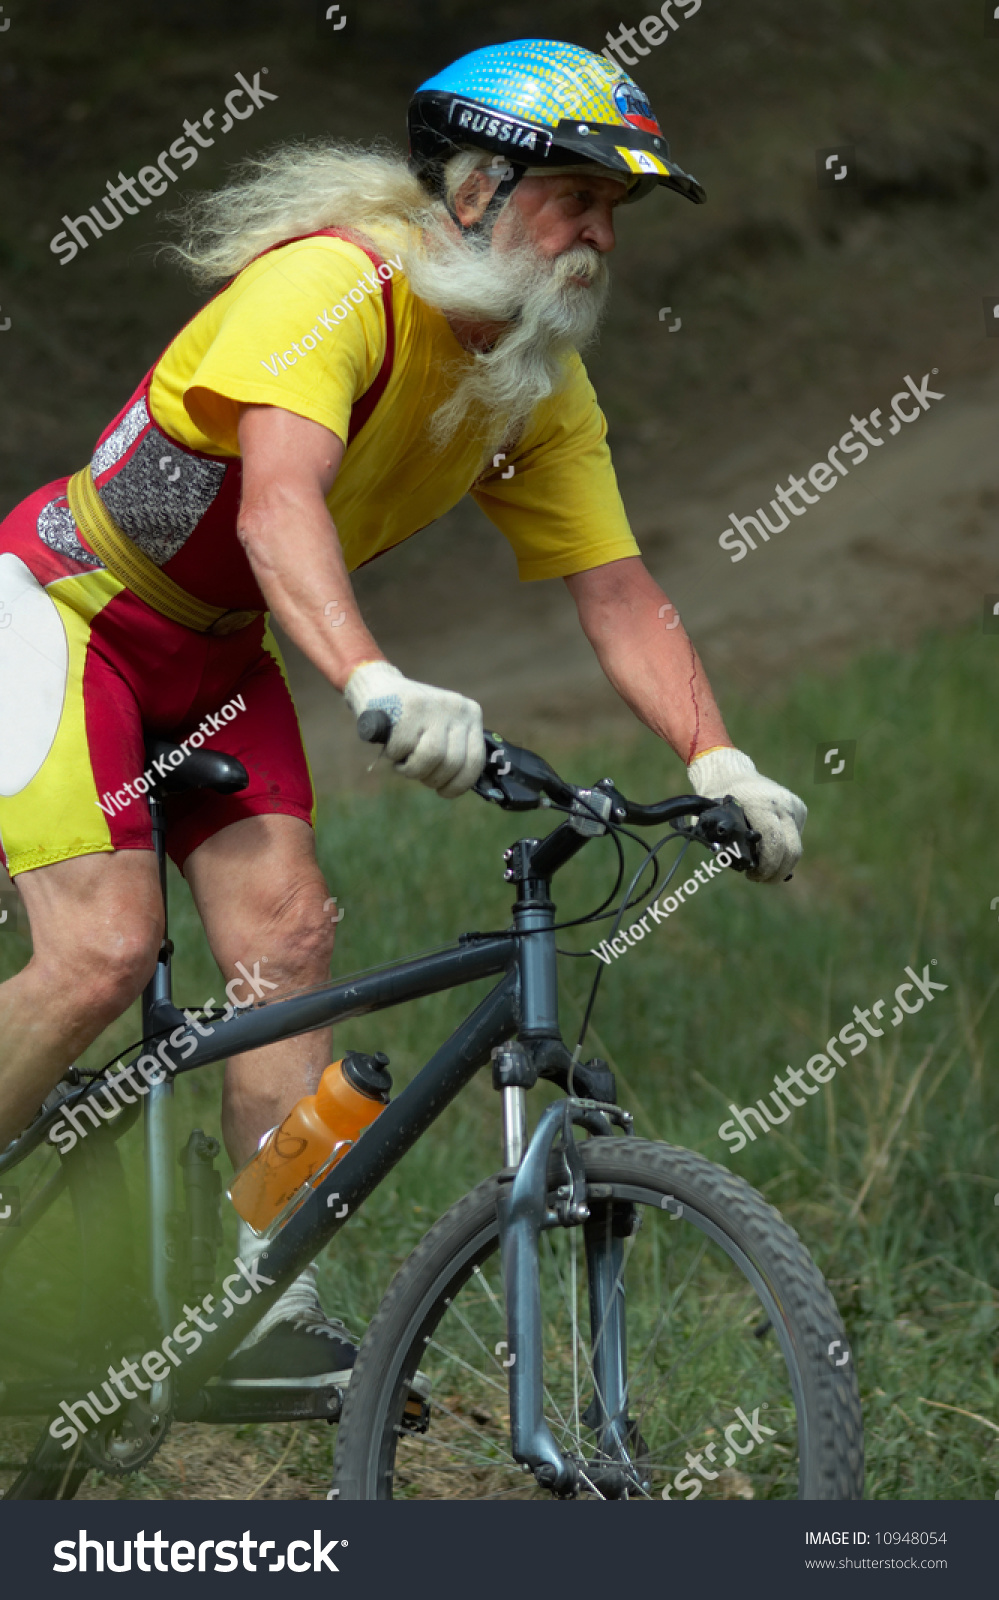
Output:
[423,167,625,450]
[497,173,631,271]
[453,170,630,282]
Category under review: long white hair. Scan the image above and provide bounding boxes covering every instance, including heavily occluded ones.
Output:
[166,140,610,457]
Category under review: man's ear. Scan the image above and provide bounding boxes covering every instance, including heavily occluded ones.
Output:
[452,170,494,227]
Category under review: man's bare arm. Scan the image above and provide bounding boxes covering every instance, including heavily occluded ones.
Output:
[236,404,384,691]
[565,556,732,766]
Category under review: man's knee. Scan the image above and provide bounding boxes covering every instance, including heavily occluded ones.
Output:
[33,916,163,1021]
[18,852,164,1009]
[90,922,163,998]
[187,823,336,980]
[271,887,338,975]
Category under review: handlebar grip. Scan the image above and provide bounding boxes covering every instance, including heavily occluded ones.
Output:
[357,708,392,745]
[696,799,761,873]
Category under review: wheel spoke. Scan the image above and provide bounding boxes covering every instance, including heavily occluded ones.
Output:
[425,1336,510,1399]
[338,1150,862,1502]
[569,1227,580,1444]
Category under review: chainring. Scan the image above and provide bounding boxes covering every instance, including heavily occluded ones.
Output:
[79,1379,172,1476]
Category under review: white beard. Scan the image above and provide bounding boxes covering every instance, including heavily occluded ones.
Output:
[169,140,611,464]
[396,213,611,460]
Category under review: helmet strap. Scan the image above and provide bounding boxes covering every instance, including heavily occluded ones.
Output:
[411,150,528,241]
[446,157,528,241]
[462,163,526,240]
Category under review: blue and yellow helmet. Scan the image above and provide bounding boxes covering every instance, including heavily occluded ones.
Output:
[408,38,706,210]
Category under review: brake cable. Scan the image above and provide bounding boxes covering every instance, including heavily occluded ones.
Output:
[572,831,693,1061]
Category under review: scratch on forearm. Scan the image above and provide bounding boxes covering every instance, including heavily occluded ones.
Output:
[685,637,701,765]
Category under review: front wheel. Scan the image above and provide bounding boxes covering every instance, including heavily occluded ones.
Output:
[334,1137,863,1500]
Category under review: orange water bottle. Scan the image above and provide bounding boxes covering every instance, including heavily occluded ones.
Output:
[228,1051,391,1234]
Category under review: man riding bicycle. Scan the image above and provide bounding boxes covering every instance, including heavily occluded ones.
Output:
[0,39,806,1388]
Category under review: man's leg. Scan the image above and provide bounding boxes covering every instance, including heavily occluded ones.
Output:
[0,851,164,1148]
[182,810,354,1380]
[181,812,338,1169]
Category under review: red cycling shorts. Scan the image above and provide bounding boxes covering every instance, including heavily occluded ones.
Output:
[0,478,315,879]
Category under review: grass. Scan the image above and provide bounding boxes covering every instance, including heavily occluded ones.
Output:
[2,619,997,1499]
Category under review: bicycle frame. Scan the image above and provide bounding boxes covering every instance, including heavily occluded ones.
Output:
[2,799,587,1373]
[3,779,719,1490]
[174,957,522,1398]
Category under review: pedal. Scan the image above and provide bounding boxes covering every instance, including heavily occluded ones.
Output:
[400,1391,431,1435]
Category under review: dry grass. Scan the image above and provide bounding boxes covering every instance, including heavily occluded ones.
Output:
[73,1421,336,1501]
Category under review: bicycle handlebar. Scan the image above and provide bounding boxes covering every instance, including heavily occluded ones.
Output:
[357,708,394,744]
[356,711,760,870]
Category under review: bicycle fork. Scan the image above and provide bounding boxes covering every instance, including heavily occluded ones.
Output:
[494,1068,637,1498]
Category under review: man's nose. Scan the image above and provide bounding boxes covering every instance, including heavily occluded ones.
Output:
[580,213,617,253]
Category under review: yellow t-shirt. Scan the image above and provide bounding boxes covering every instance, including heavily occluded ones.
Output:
[148,229,640,582]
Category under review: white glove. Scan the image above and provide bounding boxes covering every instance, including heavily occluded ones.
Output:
[344,660,486,799]
[687,746,806,883]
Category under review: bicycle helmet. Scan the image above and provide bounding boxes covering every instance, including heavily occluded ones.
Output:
[408,38,706,235]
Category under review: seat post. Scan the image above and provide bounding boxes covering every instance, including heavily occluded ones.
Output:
[144,787,173,1028]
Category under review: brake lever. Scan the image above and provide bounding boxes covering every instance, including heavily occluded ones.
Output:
[473,732,574,811]
[694,797,762,874]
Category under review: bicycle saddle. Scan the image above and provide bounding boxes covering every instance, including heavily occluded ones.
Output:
[144,736,249,795]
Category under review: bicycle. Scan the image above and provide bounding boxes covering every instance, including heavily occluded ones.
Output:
[0,717,863,1501]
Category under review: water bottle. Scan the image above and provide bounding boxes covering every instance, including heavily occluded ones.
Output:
[228,1051,391,1234]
